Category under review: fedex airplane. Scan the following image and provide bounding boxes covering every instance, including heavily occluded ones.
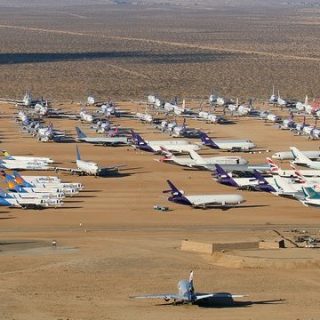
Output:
[131,132,201,153]
[164,180,245,209]
[199,132,256,152]
[131,271,247,305]
[214,165,276,192]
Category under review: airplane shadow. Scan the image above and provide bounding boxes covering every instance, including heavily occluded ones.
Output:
[57,206,83,210]
[0,216,15,220]
[156,299,285,308]
[196,299,286,308]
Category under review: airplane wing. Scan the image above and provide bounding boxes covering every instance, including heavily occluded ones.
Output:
[54,167,84,174]
[130,294,183,300]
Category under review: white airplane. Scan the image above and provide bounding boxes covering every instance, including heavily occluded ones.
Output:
[296,96,311,113]
[157,147,248,168]
[197,110,226,124]
[0,158,50,171]
[55,146,123,176]
[272,150,320,161]
[132,132,201,153]
[164,180,245,209]
[199,132,256,152]
[290,147,320,169]
[164,99,191,115]
[12,172,83,190]
[267,158,320,177]
[4,174,72,197]
[131,271,247,305]
[277,91,287,107]
[269,85,278,104]
[1,150,54,164]
[75,127,128,146]
[80,109,94,123]
[0,193,63,209]
[12,171,83,192]
[147,95,162,108]
[135,112,153,123]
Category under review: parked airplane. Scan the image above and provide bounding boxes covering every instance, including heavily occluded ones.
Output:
[131,271,247,305]
[10,172,83,190]
[1,150,54,164]
[131,132,201,153]
[214,165,276,192]
[199,132,256,152]
[296,96,311,113]
[55,146,122,176]
[3,174,71,197]
[290,147,320,169]
[163,180,245,209]
[75,127,129,146]
[157,147,248,169]
[0,158,50,171]
[267,158,320,177]
[272,150,320,161]
[0,191,63,209]
[12,171,83,192]
[301,187,320,207]
[80,109,94,123]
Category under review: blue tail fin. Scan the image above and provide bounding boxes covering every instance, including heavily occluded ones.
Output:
[13,171,32,187]
[75,127,87,139]
[199,132,219,149]
[76,145,81,161]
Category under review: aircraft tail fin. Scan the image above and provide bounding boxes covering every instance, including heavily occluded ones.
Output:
[252,170,269,185]
[290,147,312,164]
[214,164,239,187]
[163,180,182,196]
[189,270,194,293]
[13,171,32,187]
[76,145,81,161]
[131,130,146,145]
[302,187,320,199]
[75,127,87,139]
[199,132,219,149]
[266,157,279,173]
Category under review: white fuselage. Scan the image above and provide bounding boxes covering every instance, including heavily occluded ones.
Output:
[272,151,320,160]
[77,159,99,175]
[186,194,245,207]
[214,139,256,151]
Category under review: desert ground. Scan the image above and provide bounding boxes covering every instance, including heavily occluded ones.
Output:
[0,1,320,320]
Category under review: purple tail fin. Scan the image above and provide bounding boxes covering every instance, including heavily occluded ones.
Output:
[199,132,219,149]
[164,180,182,196]
[214,164,239,187]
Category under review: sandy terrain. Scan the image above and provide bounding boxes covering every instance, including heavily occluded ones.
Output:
[0,2,320,319]
[0,100,319,320]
